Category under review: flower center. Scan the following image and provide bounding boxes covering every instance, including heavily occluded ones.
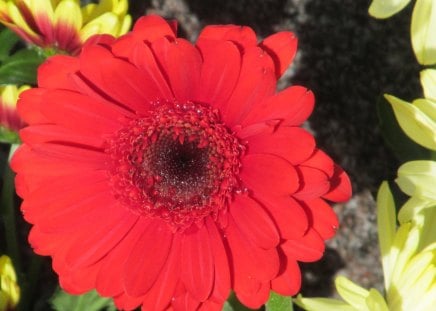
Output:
[106,101,244,230]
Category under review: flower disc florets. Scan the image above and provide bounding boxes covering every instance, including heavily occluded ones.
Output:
[106,101,243,230]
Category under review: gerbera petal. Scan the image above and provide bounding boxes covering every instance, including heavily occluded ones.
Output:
[96,218,152,297]
[301,149,335,178]
[197,24,257,50]
[79,44,164,112]
[140,234,182,310]
[300,198,339,240]
[39,89,128,136]
[123,219,173,296]
[226,215,280,284]
[194,39,241,107]
[245,126,316,165]
[181,225,214,301]
[241,85,315,127]
[17,88,51,125]
[53,0,82,52]
[114,292,144,311]
[205,217,231,302]
[151,37,202,102]
[171,291,201,311]
[323,164,353,202]
[259,31,298,78]
[282,228,325,262]
[221,47,276,126]
[132,15,177,42]
[230,195,280,249]
[240,154,300,196]
[255,195,308,239]
[235,281,271,309]
[293,166,331,200]
[271,251,301,296]
[38,55,79,90]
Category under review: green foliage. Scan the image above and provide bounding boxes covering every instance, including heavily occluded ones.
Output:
[50,288,116,311]
[0,126,20,144]
[265,292,294,311]
[0,28,46,85]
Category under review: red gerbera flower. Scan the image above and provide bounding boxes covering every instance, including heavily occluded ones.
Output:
[11,15,351,310]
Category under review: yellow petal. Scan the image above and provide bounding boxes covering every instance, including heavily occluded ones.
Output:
[420,69,436,100]
[5,1,39,38]
[385,94,436,150]
[54,0,82,30]
[335,276,371,310]
[368,0,411,18]
[398,196,434,224]
[376,182,397,290]
[413,98,436,121]
[365,289,389,311]
[396,160,436,199]
[79,12,119,42]
[293,294,355,311]
[411,0,436,65]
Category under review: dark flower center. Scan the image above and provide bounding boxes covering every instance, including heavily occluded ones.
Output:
[106,101,244,230]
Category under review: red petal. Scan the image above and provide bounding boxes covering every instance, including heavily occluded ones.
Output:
[259,31,298,78]
[230,195,279,249]
[235,281,271,309]
[95,218,151,297]
[282,228,325,262]
[271,251,301,296]
[132,15,177,42]
[300,198,339,240]
[255,195,308,239]
[225,216,280,284]
[197,25,257,50]
[301,149,334,178]
[293,166,330,201]
[323,164,352,202]
[17,88,51,125]
[114,292,144,311]
[181,225,214,301]
[241,86,314,127]
[38,55,79,90]
[123,219,173,296]
[79,45,165,112]
[151,37,202,102]
[246,126,316,165]
[205,218,231,302]
[240,154,300,196]
[39,89,128,136]
[194,40,241,107]
[171,292,201,311]
[221,47,276,126]
[140,234,182,310]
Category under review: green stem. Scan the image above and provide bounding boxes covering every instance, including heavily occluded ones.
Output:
[1,143,21,272]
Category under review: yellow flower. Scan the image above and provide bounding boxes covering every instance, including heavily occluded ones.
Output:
[411,0,436,65]
[368,0,412,19]
[0,255,19,311]
[0,85,29,132]
[294,182,436,311]
[0,0,131,55]
[420,69,436,100]
[385,94,436,150]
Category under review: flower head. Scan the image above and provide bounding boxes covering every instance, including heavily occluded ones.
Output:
[0,255,20,311]
[0,0,131,55]
[0,85,28,132]
[11,15,352,310]
[294,182,436,311]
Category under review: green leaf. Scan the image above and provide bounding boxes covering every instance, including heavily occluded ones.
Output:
[376,96,432,161]
[50,288,116,311]
[0,28,21,62]
[224,292,256,311]
[0,126,20,144]
[0,49,46,85]
[266,292,294,311]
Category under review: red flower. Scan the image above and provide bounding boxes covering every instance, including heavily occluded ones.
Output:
[11,15,351,310]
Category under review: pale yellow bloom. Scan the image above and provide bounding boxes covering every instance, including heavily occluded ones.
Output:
[368,0,411,19]
[294,182,436,311]
[0,255,19,311]
[411,0,436,65]
[0,85,29,132]
[385,94,436,150]
[0,0,131,54]
[420,69,436,100]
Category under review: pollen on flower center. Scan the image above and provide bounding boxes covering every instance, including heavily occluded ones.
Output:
[106,101,244,230]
